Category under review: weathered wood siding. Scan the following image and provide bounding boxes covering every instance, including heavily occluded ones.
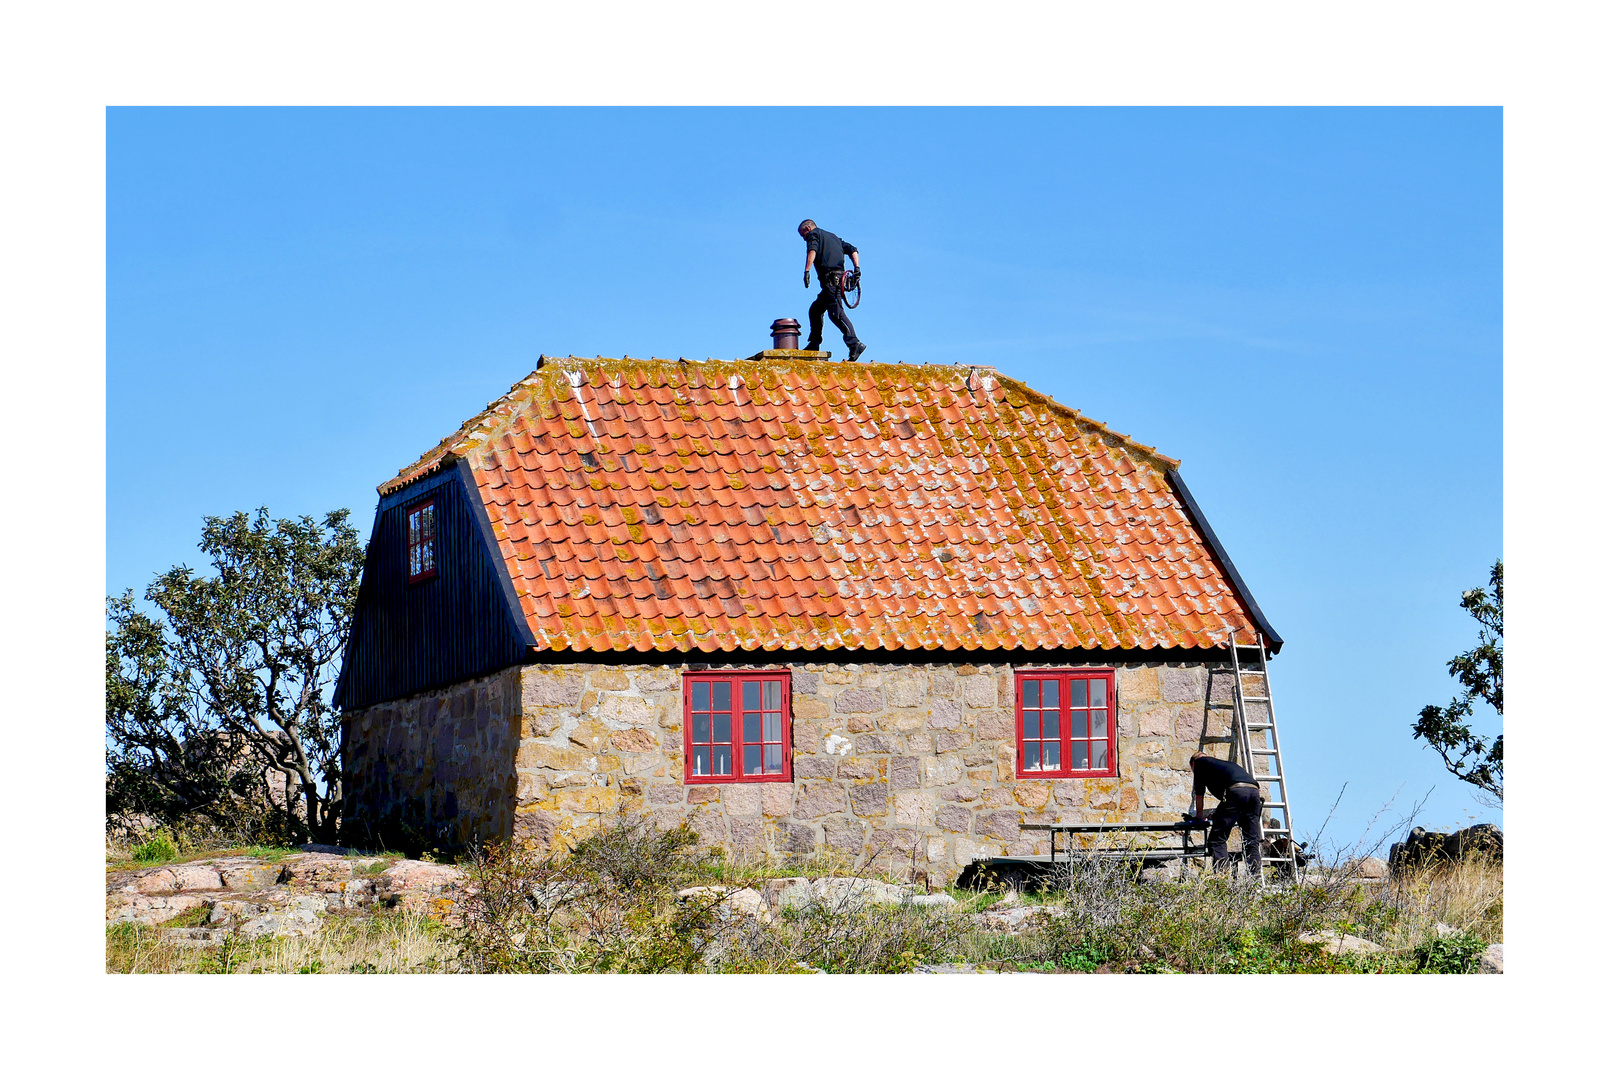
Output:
[335,461,532,711]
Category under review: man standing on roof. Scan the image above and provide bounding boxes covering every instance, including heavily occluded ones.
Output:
[1188,751,1265,880]
[798,219,866,362]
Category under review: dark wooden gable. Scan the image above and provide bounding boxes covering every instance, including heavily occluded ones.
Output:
[335,459,533,711]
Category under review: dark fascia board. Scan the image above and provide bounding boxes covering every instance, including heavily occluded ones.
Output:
[331,502,387,711]
[1164,469,1283,654]
[454,457,538,650]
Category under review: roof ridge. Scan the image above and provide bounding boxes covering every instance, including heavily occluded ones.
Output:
[989,370,1181,472]
[377,354,1178,496]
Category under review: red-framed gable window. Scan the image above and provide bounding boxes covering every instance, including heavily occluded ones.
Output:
[683,671,791,783]
[406,499,437,584]
[1014,669,1118,779]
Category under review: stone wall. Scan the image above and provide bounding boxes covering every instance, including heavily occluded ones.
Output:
[343,659,1265,882]
[341,667,522,851]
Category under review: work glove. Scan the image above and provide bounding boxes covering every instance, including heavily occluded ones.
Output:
[803,270,811,288]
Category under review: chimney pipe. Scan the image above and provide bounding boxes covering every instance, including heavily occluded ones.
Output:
[769,318,802,351]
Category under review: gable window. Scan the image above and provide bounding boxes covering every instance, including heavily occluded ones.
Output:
[683,671,791,783]
[1015,669,1117,779]
[406,499,437,583]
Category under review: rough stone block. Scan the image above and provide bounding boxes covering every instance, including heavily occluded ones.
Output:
[781,823,820,853]
[889,756,920,790]
[557,787,619,814]
[795,782,847,819]
[848,781,889,817]
[791,721,820,751]
[568,720,614,751]
[522,670,582,708]
[729,817,765,851]
[609,727,660,753]
[687,811,728,846]
[514,808,559,846]
[934,729,972,753]
[837,759,880,781]
[791,671,821,694]
[996,743,1017,782]
[1135,704,1175,737]
[686,785,721,805]
[590,670,629,691]
[953,836,983,868]
[792,698,829,721]
[1119,787,1140,812]
[869,828,919,855]
[975,809,1021,840]
[936,804,972,833]
[835,689,884,714]
[724,784,764,817]
[847,713,877,733]
[974,710,1014,740]
[961,675,997,707]
[1120,665,1161,703]
[823,817,866,854]
[926,756,958,788]
[886,676,927,708]
[979,786,1015,809]
[932,668,956,698]
[885,710,926,733]
[516,742,600,772]
[927,700,962,731]
[599,696,656,727]
[794,755,835,779]
[634,669,680,692]
[1161,666,1205,703]
[892,790,936,826]
[516,772,548,802]
[761,783,794,817]
[1013,782,1051,809]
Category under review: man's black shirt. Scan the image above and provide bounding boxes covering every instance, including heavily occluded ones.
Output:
[804,228,856,279]
[1191,755,1257,800]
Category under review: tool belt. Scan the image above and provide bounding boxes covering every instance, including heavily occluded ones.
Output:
[1227,782,1261,795]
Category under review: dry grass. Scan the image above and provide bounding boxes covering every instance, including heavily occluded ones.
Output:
[106,911,456,974]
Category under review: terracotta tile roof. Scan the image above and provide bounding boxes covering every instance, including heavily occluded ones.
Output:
[380,355,1266,654]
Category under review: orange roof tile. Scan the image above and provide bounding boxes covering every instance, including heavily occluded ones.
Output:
[380,356,1271,654]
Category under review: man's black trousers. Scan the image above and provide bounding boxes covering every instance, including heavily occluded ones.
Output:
[1207,785,1264,877]
[807,272,861,353]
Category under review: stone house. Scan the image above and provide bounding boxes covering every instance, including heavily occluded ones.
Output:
[334,341,1282,883]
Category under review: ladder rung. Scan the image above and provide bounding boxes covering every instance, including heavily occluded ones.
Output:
[1240,695,1270,702]
[1261,802,1287,809]
[1246,722,1273,729]
[1253,775,1283,783]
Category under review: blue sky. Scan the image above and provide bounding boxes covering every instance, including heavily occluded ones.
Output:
[107,107,1502,849]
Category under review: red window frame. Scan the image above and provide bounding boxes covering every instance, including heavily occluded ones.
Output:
[405,498,438,584]
[682,670,792,784]
[1014,668,1118,779]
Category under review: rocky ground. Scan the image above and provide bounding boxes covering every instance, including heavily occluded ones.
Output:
[106,847,462,944]
[107,846,1502,974]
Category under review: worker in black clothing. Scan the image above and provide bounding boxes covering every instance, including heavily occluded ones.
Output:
[1188,751,1265,878]
[798,219,866,362]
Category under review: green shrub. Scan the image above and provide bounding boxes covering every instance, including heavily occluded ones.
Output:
[1411,931,1487,973]
[132,833,178,864]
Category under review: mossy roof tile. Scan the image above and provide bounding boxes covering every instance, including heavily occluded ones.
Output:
[378,356,1263,653]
